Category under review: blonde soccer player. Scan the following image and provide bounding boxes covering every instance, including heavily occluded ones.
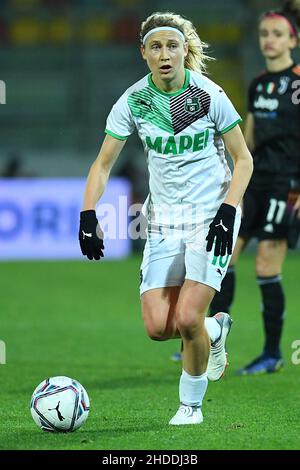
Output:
[79,11,253,425]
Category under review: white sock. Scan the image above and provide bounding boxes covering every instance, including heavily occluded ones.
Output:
[179,369,208,407]
[205,317,221,343]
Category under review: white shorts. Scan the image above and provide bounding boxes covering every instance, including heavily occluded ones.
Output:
[139,208,241,295]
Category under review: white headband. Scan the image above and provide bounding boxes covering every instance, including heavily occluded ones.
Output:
[142,27,185,45]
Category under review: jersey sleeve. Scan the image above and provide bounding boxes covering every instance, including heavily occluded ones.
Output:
[210,87,242,135]
[105,92,135,141]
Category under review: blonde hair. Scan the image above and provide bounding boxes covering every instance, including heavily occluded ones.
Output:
[140,11,213,74]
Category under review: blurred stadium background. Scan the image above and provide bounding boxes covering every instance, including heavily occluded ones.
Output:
[0,0,282,184]
[2,0,298,258]
[1,0,300,451]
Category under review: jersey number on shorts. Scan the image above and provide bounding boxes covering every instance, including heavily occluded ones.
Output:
[212,254,230,268]
[266,198,286,224]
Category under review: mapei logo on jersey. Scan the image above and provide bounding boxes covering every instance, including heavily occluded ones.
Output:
[184,97,200,113]
[254,95,279,111]
[145,130,209,155]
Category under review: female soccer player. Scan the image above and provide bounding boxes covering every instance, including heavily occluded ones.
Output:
[210,0,300,375]
[79,11,253,425]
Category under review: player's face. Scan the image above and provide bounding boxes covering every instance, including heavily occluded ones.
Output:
[141,30,188,84]
[259,18,297,60]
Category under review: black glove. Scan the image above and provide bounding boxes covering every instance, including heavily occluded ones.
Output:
[79,210,104,260]
[206,203,236,257]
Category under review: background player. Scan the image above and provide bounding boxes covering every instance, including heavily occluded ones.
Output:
[210,0,300,375]
[79,11,253,424]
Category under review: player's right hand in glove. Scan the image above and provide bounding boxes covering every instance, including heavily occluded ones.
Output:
[79,210,104,260]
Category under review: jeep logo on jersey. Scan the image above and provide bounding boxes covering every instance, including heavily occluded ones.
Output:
[254,95,279,111]
[185,97,200,113]
[145,130,209,155]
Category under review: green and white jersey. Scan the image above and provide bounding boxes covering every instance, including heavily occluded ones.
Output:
[105,69,241,225]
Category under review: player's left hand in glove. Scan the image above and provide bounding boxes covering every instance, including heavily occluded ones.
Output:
[79,210,104,260]
[206,203,236,257]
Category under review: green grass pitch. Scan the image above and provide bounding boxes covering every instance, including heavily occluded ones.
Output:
[0,253,299,450]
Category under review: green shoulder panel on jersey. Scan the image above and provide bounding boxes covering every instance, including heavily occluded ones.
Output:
[105,129,128,140]
[220,118,242,135]
[127,86,174,134]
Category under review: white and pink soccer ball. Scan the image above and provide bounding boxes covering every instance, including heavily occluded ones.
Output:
[30,376,90,432]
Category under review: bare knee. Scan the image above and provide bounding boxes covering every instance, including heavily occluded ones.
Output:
[256,257,270,277]
[176,310,205,340]
[256,255,280,277]
[141,288,179,341]
[142,312,172,341]
[256,240,287,277]
[146,325,169,341]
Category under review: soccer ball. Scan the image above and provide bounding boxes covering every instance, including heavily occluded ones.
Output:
[30,376,90,432]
